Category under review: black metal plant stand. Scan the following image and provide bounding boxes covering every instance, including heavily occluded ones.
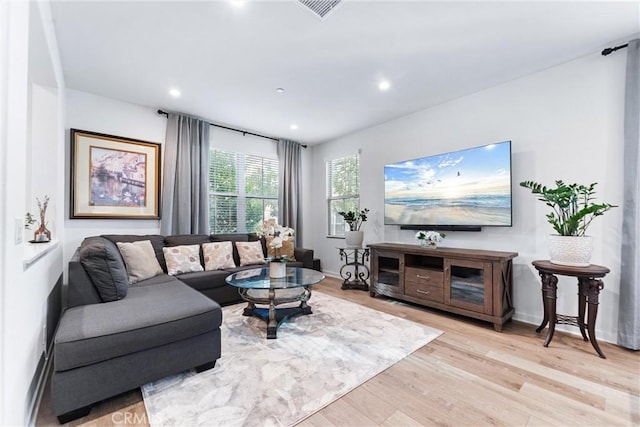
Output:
[338,247,370,291]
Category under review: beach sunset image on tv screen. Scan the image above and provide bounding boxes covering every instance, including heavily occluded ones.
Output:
[384,141,512,227]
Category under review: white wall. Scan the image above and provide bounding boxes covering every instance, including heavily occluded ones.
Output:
[1,1,66,424]
[63,89,167,267]
[310,49,627,343]
[212,126,277,158]
[64,96,315,268]
[0,3,30,423]
[29,84,60,234]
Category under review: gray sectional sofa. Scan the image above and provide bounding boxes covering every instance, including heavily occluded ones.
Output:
[52,232,316,423]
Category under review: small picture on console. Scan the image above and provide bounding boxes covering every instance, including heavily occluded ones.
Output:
[384,140,512,227]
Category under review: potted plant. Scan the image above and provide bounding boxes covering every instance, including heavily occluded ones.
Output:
[415,230,446,248]
[256,219,295,278]
[520,180,616,266]
[27,196,51,242]
[338,208,370,247]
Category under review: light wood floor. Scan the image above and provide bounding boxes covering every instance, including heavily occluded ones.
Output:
[37,277,639,427]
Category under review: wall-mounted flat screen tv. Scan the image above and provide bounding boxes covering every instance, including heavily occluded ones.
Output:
[384,140,512,229]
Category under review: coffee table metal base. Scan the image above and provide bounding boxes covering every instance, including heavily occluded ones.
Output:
[238,287,313,339]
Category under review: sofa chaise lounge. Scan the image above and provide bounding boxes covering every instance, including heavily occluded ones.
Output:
[52,232,316,422]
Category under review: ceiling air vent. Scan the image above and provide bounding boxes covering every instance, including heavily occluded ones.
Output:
[297,0,342,20]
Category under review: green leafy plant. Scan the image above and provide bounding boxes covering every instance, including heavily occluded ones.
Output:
[338,208,370,231]
[25,212,37,229]
[520,180,616,236]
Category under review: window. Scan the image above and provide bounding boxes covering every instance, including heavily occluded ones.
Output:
[209,149,278,233]
[327,154,360,236]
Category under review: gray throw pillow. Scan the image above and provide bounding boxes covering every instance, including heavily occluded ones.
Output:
[79,237,129,302]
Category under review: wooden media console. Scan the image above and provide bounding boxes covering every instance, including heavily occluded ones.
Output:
[369,243,518,331]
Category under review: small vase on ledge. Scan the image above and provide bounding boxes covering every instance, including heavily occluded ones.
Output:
[34,223,51,242]
[33,195,51,242]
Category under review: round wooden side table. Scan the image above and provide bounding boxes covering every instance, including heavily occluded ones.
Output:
[532,260,610,359]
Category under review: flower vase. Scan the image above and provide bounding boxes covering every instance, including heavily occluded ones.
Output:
[269,261,286,278]
[419,240,437,249]
[34,223,51,242]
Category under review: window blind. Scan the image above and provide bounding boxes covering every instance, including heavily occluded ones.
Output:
[326,154,360,236]
[209,149,278,233]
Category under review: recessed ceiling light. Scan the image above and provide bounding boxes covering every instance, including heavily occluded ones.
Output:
[276,88,285,93]
[378,80,391,91]
[169,88,181,97]
[290,124,298,130]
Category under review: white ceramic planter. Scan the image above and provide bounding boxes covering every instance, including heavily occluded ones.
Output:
[548,235,593,267]
[269,261,286,278]
[344,230,364,247]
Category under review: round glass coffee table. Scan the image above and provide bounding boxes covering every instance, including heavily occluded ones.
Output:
[225,267,325,339]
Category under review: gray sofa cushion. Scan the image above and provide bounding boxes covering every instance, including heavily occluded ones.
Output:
[79,237,129,302]
[210,233,250,242]
[165,234,211,247]
[176,270,230,292]
[54,280,222,372]
[130,273,180,287]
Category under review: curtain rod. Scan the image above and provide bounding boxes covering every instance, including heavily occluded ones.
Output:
[157,109,307,148]
[601,43,629,56]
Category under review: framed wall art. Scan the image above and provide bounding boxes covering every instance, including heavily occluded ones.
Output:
[70,129,161,219]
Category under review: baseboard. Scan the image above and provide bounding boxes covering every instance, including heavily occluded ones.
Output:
[26,342,54,427]
[512,312,616,344]
[322,270,340,279]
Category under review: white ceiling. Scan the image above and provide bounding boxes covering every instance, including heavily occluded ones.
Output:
[50,1,639,145]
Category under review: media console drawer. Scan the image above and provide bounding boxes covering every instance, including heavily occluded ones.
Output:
[405,267,443,286]
[405,281,444,303]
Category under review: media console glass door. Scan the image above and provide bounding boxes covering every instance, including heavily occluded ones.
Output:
[372,251,404,296]
[444,258,493,314]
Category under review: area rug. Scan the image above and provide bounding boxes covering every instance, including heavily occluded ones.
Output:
[141,292,442,427]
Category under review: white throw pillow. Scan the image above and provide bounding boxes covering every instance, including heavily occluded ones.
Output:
[235,241,266,267]
[202,241,236,270]
[116,240,164,284]
[163,245,204,275]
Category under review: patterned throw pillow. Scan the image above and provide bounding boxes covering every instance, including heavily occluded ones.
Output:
[235,241,266,267]
[266,236,296,260]
[202,241,236,270]
[162,245,204,275]
[116,240,164,284]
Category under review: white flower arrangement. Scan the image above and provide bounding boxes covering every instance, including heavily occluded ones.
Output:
[256,219,295,261]
[415,230,446,247]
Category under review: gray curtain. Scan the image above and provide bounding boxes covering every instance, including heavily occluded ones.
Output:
[618,39,640,350]
[160,113,210,235]
[277,139,302,246]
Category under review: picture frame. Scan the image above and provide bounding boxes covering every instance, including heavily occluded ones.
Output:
[70,129,161,219]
